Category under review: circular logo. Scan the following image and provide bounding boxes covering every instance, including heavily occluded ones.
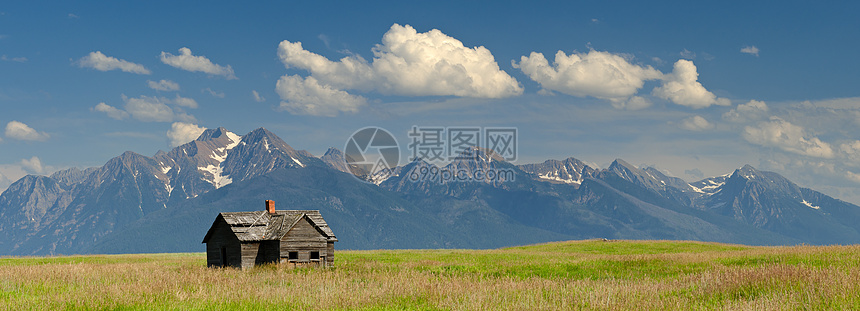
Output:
[343,127,400,183]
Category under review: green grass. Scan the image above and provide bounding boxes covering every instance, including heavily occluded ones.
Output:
[0,252,199,266]
[2,240,860,310]
[343,240,748,280]
[505,239,750,254]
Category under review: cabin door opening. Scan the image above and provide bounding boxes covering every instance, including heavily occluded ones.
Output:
[220,246,227,266]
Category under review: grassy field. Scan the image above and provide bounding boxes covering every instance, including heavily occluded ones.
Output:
[2,240,860,310]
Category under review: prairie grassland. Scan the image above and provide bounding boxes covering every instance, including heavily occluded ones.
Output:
[1,240,860,310]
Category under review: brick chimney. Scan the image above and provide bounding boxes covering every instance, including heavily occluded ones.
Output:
[265,200,276,214]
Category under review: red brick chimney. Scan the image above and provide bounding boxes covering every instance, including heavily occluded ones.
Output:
[265,200,276,214]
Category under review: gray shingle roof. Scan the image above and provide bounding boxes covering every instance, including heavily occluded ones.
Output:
[203,210,337,243]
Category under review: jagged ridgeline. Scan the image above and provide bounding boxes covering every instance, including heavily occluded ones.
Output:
[2,127,859,255]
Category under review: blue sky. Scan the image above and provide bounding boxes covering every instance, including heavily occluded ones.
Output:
[3,1,860,203]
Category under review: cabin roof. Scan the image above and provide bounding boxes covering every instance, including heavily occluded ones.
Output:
[202,210,337,243]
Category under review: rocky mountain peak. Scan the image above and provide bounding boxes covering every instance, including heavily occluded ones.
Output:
[108,151,152,170]
[447,146,505,167]
[733,164,760,180]
[608,158,642,180]
[725,164,803,197]
[518,157,594,185]
[320,147,350,173]
[242,127,280,143]
[49,167,98,187]
[196,127,234,141]
[608,158,638,172]
[607,159,692,194]
[323,147,343,157]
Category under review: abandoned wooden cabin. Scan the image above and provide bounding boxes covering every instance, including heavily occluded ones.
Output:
[202,200,337,269]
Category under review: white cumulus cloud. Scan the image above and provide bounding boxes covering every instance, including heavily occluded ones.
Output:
[0,164,27,193]
[76,51,151,75]
[840,141,860,164]
[5,121,49,141]
[1,55,27,62]
[653,59,730,108]
[160,47,237,79]
[277,23,522,99]
[743,117,834,158]
[612,96,652,110]
[845,170,860,184]
[723,99,769,123]
[741,46,760,57]
[19,156,43,174]
[679,49,696,59]
[124,96,175,122]
[203,88,225,98]
[679,115,715,131]
[513,50,662,104]
[121,95,196,122]
[147,79,180,91]
[252,90,265,102]
[167,122,206,147]
[275,75,366,117]
[93,102,130,120]
[172,95,198,108]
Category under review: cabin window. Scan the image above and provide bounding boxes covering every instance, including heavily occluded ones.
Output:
[288,251,298,260]
[310,251,320,260]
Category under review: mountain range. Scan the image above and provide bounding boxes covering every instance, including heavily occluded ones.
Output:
[1,127,858,255]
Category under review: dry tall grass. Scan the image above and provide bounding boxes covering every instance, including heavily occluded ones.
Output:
[1,240,859,310]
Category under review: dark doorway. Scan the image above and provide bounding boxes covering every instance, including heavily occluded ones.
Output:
[220,246,228,266]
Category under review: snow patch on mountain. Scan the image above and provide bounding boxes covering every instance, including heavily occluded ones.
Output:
[801,199,820,209]
[292,157,304,167]
[225,131,242,149]
[537,172,582,184]
[689,173,730,195]
[198,130,242,189]
[701,179,724,190]
[200,164,232,189]
[371,169,395,185]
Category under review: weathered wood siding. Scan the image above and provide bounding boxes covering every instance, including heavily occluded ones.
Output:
[240,243,260,269]
[280,217,328,249]
[326,241,335,266]
[205,219,242,268]
[280,217,329,266]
